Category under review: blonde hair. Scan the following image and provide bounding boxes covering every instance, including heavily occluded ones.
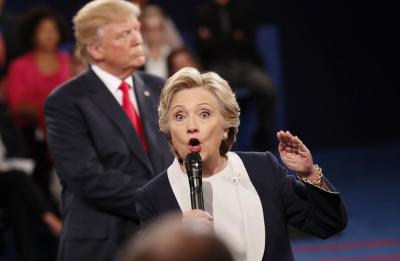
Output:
[73,0,140,62]
[159,67,240,157]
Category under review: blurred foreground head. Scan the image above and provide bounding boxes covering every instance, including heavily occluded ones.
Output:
[117,213,234,261]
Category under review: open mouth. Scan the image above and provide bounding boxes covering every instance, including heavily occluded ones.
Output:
[189,138,200,146]
[188,138,201,153]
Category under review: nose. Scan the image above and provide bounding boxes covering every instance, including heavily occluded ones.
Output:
[186,116,199,134]
[132,31,143,46]
[187,127,198,134]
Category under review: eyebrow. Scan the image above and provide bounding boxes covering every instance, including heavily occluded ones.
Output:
[171,103,213,111]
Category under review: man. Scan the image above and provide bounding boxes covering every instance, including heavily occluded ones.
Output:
[44,1,173,260]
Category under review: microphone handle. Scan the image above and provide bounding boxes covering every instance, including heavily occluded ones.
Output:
[190,186,204,210]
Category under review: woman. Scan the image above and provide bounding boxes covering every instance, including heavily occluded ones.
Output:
[5,7,70,130]
[136,68,347,261]
[4,7,71,199]
[140,5,174,78]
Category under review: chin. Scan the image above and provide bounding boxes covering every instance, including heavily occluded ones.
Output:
[134,56,146,67]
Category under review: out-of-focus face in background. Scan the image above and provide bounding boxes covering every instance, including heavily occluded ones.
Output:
[34,17,60,52]
[169,52,199,76]
[168,87,226,164]
[141,15,164,47]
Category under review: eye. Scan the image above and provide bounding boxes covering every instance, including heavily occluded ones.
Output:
[175,113,185,121]
[117,30,131,39]
[199,111,210,119]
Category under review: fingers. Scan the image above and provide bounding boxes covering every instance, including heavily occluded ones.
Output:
[182,209,213,225]
[277,130,304,155]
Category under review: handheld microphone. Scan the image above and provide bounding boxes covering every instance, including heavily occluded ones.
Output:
[185,152,204,210]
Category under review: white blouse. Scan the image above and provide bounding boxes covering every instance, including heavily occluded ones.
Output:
[167,152,265,261]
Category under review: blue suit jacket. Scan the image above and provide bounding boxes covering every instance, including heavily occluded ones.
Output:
[45,69,173,261]
[136,151,347,261]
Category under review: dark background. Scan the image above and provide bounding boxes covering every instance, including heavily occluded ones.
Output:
[5,0,399,148]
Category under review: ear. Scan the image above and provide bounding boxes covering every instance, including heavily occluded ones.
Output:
[86,41,104,62]
[223,130,228,140]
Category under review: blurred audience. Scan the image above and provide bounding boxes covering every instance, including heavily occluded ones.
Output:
[167,47,202,76]
[130,0,183,49]
[116,213,234,261]
[196,0,276,149]
[0,103,62,261]
[70,46,87,77]
[0,0,22,78]
[0,0,22,104]
[3,7,71,200]
[141,5,181,78]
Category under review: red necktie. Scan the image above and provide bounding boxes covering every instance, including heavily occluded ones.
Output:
[119,81,148,152]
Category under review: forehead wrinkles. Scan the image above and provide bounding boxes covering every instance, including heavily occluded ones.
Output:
[96,17,137,39]
[174,88,223,107]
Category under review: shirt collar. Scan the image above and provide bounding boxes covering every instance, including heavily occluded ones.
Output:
[91,64,134,93]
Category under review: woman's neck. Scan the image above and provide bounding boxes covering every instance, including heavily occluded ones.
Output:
[34,50,59,76]
[34,49,57,56]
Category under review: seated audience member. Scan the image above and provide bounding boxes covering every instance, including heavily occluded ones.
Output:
[141,5,176,78]
[167,47,202,76]
[0,103,62,261]
[130,0,183,49]
[70,47,87,77]
[136,68,347,261]
[117,213,234,261]
[4,7,71,199]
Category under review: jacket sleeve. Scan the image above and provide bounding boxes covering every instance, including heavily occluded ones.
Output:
[136,186,159,225]
[45,92,149,220]
[268,153,348,239]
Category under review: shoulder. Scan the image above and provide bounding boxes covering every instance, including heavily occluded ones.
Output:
[8,52,34,70]
[58,51,71,63]
[45,70,90,105]
[134,71,165,89]
[234,151,283,182]
[236,151,280,167]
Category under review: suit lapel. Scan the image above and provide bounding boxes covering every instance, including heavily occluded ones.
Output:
[83,69,154,173]
[133,74,167,175]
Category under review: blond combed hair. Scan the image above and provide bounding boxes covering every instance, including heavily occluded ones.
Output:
[159,67,240,157]
[73,0,140,62]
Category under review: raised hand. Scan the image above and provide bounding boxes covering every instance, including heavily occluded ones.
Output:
[276,130,316,177]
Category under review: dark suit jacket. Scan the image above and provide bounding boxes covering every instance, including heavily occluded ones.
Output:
[136,151,347,261]
[45,68,173,261]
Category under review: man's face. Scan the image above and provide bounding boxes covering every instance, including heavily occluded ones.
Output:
[95,17,145,77]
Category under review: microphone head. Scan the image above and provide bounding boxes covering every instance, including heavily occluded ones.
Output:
[185,152,202,178]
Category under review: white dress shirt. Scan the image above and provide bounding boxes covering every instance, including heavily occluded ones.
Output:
[167,152,265,261]
[91,64,140,114]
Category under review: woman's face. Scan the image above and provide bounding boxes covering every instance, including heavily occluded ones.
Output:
[141,16,164,47]
[34,18,60,52]
[168,87,227,163]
